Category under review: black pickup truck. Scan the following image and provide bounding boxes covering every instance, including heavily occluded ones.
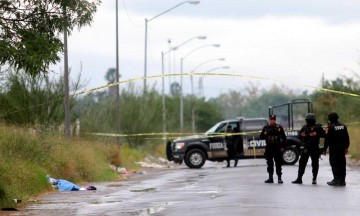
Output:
[167,99,319,169]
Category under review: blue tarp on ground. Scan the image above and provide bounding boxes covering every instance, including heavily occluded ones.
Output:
[55,179,81,191]
[47,175,81,191]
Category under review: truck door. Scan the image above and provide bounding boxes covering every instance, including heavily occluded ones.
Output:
[206,121,239,159]
[241,120,268,157]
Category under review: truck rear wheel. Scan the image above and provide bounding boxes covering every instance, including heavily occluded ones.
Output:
[282,147,299,165]
[185,149,206,169]
[166,141,174,161]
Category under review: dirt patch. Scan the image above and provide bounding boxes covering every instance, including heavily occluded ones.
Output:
[8,167,175,216]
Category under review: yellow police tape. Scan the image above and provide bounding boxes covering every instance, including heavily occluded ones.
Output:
[2,72,360,121]
[75,72,360,97]
[91,120,360,140]
[90,131,263,140]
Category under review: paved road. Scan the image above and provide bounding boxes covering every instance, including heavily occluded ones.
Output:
[14,156,360,216]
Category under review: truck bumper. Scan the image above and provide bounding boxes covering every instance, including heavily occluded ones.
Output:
[172,152,185,163]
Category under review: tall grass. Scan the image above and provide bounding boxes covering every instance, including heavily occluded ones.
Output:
[348,126,360,159]
[0,125,165,208]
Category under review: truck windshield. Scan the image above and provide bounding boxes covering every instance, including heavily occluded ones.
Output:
[205,122,226,134]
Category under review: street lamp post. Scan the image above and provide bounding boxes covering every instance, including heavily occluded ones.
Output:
[160,35,206,144]
[180,44,220,132]
[189,58,225,133]
[189,58,225,98]
[198,66,230,97]
[144,0,200,94]
[161,51,167,145]
[115,0,121,149]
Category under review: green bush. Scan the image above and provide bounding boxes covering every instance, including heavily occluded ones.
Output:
[0,126,119,208]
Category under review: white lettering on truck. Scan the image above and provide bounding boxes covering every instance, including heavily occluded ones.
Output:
[249,140,267,147]
[210,142,225,149]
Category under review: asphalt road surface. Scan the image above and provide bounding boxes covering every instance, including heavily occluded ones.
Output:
[12,156,360,216]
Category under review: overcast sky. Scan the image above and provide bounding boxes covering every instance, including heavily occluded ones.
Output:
[56,0,360,98]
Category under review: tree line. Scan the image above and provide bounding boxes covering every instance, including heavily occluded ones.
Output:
[0,66,359,147]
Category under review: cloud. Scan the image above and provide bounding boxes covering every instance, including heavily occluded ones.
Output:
[118,0,360,24]
[55,1,360,98]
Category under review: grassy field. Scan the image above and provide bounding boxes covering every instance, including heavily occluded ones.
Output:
[0,125,165,209]
[348,126,360,159]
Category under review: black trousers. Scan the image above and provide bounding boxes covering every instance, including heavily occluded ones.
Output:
[227,143,238,163]
[265,148,282,176]
[298,149,319,177]
[329,147,346,180]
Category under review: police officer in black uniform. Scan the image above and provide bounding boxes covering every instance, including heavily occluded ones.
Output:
[324,112,350,186]
[225,125,238,167]
[260,115,287,184]
[292,113,325,185]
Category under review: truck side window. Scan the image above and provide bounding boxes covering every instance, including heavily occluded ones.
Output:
[228,122,239,132]
[216,123,227,133]
[244,120,267,132]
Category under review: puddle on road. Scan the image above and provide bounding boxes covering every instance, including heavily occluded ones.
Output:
[107,184,123,188]
[88,200,123,205]
[33,201,78,205]
[209,194,217,199]
[130,187,156,193]
[196,190,219,194]
[138,201,183,216]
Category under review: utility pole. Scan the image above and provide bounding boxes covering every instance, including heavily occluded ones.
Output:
[115,0,121,150]
[63,5,71,138]
[161,52,167,145]
[144,18,148,94]
[180,58,184,131]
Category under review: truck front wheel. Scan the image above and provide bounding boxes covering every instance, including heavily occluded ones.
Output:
[185,149,206,169]
[282,147,299,165]
[166,141,174,161]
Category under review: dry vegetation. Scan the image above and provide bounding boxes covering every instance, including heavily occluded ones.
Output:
[0,125,165,208]
[348,126,360,159]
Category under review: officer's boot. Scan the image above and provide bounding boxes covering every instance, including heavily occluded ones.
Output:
[278,175,283,184]
[234,159,238,167]
[327,177,339,186]
[292,175,303,184]
[265,174,274,183]
[339,176,346,186]
[312,175,317,185]
[226,160,230,168]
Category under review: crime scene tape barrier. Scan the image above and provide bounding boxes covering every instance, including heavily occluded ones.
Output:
[1,72,360,120]
[90,130,264,140]
[74,72,360,98]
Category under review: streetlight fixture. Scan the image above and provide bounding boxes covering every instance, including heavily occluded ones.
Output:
[206,66,230,73]
[198,66,230,97]
[160,35,206,144]
[189,58,225,133]
[144,0,200,94]
[189,58,225,96]
[180,44,221,131]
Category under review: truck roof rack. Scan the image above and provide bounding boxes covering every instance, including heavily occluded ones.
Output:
[268,99,313,130]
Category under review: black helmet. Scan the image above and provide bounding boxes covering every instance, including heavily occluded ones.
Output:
[328,112,339,122]
[305,113,316,121]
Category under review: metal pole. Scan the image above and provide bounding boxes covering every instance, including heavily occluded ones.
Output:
[63,6,71,138]
[162,52,167,144]
[198,77,203,97]
[115,0,121,149]
[191,73,195,133]
[180,58,184,131]
[191,103,195,133]
[144,18,148,94]
[168,40,172,86]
